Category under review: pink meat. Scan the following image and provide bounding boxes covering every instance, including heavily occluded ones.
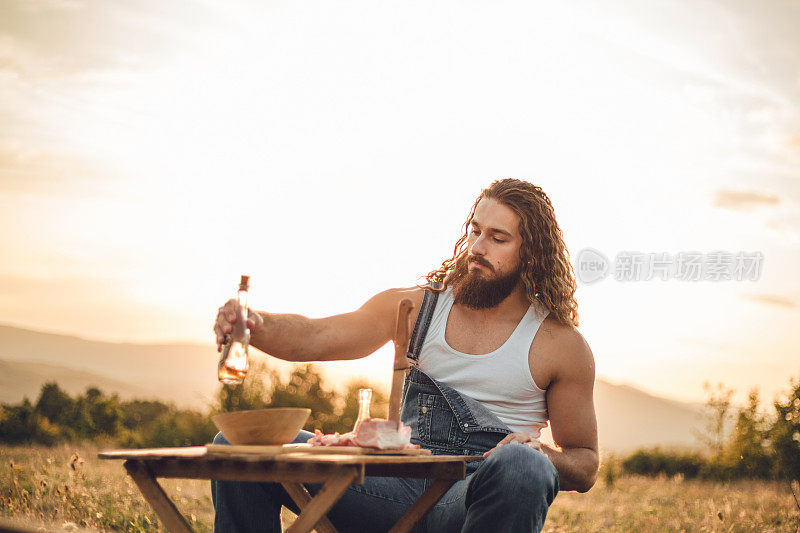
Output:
[354,419,413,450]
[306,420,416,450]
[306,429,358,446]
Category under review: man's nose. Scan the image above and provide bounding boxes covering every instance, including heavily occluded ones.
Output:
[470,236,487,257]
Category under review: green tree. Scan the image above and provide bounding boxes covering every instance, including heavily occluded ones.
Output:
[88,393,123,437]
[120,400,171,430]
[35,382,74,425]
[769,375,800,480]
[141,409,217,447]
[621,447,703,479]
[723,388,774,479]
[65,386,124,438]
[65,396,96,439]
[0,398,37,444]
[0,398,61,445]
[695,381,735,458]
[270,365,338,433]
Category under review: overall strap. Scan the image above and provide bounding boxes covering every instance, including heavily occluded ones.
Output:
[406,281,442,363]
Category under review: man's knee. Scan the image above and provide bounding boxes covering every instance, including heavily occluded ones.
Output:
[475,443,559,497]
[213,431,230,445]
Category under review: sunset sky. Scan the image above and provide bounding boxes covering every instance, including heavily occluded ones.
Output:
[1,0,798,407]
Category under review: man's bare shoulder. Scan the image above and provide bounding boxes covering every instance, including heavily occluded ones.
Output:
[534,316,595,383]
[361,286,426,325]
[377,286,426,306]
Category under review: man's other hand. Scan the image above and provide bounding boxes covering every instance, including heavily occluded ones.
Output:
[482,432,541,458]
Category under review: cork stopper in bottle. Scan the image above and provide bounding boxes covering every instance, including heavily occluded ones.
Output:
[239,275,250,291]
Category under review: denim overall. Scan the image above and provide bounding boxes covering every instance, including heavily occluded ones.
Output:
[212,284,559,532]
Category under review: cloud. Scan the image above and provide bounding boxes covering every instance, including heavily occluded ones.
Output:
[20,0,86,13]
[741,293,797,309]
[0,2,178,80]
[712,189,781,211]
[0,140,112,196]
[0,1,237,81]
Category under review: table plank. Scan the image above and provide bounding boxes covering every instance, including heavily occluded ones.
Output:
[207,444,432,456]
[206,454,479,465]
[100,447,208,460]
[100,447,480,466]
[364,461,465,480]
[147,459,366,484]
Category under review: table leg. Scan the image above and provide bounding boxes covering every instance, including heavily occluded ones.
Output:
[285,467,361,533]
[124,460,193,533]
[282,483,338,533]
[388,478,456,533]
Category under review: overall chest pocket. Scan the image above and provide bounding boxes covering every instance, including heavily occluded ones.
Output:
[417,392,468,447]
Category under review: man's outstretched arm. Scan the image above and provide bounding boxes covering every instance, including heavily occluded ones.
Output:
[213,287,422,363]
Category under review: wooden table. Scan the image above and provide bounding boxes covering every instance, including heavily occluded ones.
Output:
[99,447,479,533]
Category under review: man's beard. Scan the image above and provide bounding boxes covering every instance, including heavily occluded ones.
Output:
[452,259,523,310]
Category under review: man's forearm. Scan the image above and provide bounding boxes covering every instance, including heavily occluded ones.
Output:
[250,312,323,362]
[539,443,598,493]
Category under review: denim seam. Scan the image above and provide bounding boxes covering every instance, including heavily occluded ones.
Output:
[417,395,429,443]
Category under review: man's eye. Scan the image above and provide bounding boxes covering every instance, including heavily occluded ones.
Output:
[493,238,505,243]
[471,229,480,235]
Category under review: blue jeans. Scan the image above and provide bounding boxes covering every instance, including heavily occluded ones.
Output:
[211,368,559,532]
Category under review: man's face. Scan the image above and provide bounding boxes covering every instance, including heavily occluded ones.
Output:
[452,197,524,309]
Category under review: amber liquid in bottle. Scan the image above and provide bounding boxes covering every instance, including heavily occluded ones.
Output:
[218,275,250,385]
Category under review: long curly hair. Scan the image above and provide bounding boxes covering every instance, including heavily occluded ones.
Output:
[424,179,579,327]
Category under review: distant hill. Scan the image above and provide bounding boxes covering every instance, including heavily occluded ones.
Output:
[0,324,221,408]
[0,324,708,452]
[593,380,705,453]
[0,359,160,404]
[536,379,705,454]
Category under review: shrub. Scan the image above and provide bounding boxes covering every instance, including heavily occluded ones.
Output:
[622,448,704,479]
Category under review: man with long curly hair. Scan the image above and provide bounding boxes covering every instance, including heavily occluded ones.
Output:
[211,178,598,532]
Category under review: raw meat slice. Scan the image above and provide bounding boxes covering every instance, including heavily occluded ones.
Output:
[353,418,413,450]
[306,419,417,450]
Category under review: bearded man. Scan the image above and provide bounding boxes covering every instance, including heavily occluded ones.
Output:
[211,178,599,532]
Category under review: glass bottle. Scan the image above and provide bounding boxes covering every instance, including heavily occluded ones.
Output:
[218,275,250,385]
[353,388,372,432]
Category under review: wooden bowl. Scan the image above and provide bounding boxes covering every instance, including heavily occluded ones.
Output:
[212,408,312,445]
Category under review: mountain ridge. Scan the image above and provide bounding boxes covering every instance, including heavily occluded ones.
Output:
[0,323,707,452]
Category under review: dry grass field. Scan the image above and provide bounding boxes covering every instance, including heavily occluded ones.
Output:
[1,444,797,532]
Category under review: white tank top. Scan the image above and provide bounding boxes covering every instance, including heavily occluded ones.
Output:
[418,286,551,438]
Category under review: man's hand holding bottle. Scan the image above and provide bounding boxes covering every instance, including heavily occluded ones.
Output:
[213,298,263,353]
[214,275,258,385]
